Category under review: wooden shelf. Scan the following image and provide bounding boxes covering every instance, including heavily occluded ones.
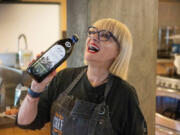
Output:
[157,58,174,63]
[160,0,180,3]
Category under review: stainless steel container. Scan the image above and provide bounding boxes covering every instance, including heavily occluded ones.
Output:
[156,76,180,134]
[0,77,5,112]
[0,52,17,67]
[0,65,31,107]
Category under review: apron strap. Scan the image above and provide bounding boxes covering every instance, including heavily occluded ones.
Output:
[55,67,113,105]
[60,68,87,97]
[51,68,87,115]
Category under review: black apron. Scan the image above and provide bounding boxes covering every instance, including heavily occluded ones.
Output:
[50,69,116,135]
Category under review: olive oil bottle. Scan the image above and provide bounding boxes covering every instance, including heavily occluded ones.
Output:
[27,34,79,82]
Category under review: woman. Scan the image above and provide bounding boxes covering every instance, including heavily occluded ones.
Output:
[17,18,147,135]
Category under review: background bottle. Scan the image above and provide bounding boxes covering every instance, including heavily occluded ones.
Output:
[26,34,79,82]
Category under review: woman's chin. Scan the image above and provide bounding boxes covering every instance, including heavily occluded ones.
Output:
[84,57,96,64]
[84,58,93,63]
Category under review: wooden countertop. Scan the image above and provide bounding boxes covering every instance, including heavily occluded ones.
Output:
[0,117,15,129]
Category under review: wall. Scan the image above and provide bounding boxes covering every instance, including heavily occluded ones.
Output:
[22,0,66,31]
[67,0,88,67]
[67,0,157,134]
[0,3,60,55]
[20,0,67,70]
[159,0,180,33]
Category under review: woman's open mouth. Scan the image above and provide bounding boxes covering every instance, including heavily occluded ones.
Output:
[88,43,100,53]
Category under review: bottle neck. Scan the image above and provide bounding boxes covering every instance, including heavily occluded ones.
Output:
[71,38,76,44]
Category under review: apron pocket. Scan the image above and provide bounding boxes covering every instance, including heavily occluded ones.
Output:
[72,117,89,135]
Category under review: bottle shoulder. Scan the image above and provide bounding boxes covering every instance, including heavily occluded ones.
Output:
[56,38,72,44]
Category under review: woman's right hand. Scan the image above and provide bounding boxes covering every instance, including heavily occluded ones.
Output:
[28,52,57,93]
[30,71,56,93]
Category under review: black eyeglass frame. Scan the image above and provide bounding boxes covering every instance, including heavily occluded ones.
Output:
[87,26,120,47]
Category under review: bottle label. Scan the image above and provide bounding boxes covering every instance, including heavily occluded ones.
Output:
[31,45,65,77]
[65,41,71,48]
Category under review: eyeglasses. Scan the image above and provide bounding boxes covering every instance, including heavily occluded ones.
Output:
[87,26,119,46]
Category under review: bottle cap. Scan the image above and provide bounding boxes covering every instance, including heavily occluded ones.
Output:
[71,34,79,43]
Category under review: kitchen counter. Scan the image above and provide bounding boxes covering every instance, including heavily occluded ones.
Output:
[0,117,15,129]
[0,65,32,107]
[0,65,31,129]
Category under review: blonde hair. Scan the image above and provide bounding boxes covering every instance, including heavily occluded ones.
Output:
[93,18,133,80]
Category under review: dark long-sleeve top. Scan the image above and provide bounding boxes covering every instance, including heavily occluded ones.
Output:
[16,66,147,135]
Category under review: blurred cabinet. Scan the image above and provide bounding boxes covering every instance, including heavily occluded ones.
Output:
[157,59,174,75]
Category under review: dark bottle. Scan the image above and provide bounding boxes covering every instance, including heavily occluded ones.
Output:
[26,34,79,82]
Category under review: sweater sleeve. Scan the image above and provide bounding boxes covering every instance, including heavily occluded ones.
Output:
[124,88,148,135]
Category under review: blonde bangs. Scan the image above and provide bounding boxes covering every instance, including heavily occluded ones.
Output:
[93,18,133,80]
